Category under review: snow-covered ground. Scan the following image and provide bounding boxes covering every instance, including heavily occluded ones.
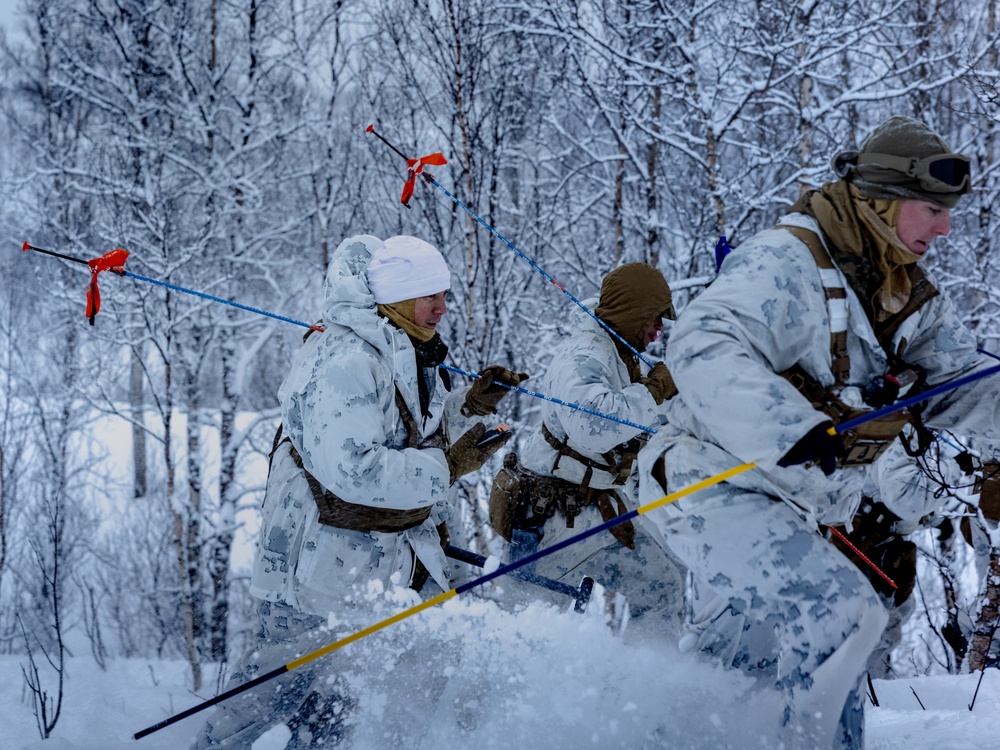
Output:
[4,586,1000,750]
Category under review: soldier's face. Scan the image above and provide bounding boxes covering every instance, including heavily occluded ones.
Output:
[897,200,951,256]
[642,318,664,349]
[413,291,448,329]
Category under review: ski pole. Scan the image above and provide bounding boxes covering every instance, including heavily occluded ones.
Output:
[132,457,755,741]
[133,358,1000,739]
[21,242,325,333]
[20,243,657,434]
[439,364,657,434]
[364,124,657,369]
[444,544,595,612]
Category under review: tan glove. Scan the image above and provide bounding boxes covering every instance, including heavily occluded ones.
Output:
[446,422,514,483]
[640,362,678,405]
[460,365,530,417]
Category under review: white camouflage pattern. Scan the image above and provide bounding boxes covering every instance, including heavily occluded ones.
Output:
[638,213,1000,748]
[249,235,473,619]
[517,300,685,626]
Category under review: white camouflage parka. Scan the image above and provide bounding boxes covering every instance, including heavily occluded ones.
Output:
[518,300,684,623]
[640,212,1000,525]
[249,235,474,620]
[636,212,1000,747]
[520,298,668,492]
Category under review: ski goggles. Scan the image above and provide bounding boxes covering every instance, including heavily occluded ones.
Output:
[856,152,971,194]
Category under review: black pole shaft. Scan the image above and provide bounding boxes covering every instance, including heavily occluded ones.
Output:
[366,125,409,161]
[133,665,290,740]
[444,544,585,601]
[23,243,89,266]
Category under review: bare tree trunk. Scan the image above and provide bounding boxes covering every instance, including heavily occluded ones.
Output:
[209,326,240,664]
[967,549,1000,672]
[645,85,661,267]
[184,357,205,662]
[936,523,968,671]
[130,345,147,499]
[163,328,202,691]
[612,138,626,266]
[0,446,6,580]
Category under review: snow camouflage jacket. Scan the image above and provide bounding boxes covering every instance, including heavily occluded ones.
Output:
[639,213,1000,526]
[520,298,670,496]
[249,235,474,618]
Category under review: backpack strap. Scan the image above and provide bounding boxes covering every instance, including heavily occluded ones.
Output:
[781,224,850,387]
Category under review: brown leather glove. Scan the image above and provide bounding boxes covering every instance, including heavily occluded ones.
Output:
[446,422,514,483]
[460,365,530,417]
[640,362,678,405]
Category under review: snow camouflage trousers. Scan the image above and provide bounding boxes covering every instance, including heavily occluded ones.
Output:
[191,600,354,750]
[514,502,686,634]
[650,480,887,750]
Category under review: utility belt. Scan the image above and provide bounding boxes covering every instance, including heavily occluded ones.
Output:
[781,364,916,467]
[540,422,643,487]
[488,452,635,550]
[270,425,431,534]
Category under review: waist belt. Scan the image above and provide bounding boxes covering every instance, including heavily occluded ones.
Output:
[493,452,635,550]
[272,425,431,533]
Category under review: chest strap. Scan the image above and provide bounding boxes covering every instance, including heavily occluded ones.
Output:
[782,224,850,386]
[776,224,935,466]
[541,423,638,487]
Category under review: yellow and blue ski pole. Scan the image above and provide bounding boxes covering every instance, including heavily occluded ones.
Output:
[132,457,755,740]
[132,357,1000,740]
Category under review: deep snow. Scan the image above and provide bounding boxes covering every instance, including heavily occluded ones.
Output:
[4,583,1000,750]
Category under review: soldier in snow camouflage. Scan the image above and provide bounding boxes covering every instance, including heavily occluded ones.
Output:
[489,263,686,633]
[192,235,523,748]
[638,116,1000,748]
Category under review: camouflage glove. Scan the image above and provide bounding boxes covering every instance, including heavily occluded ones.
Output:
[640,362,678,405]
[461,365,530,417]
[446,422,513,484]
[777,421,846,476]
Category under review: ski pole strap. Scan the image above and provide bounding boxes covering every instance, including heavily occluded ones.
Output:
[401,152,447,206]
[86,248,130,325]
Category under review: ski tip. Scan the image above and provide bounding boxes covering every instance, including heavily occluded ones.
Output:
[365,124,374,133]
[21,240,31,252]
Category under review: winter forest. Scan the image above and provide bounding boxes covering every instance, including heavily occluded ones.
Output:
[3,0,1000,747]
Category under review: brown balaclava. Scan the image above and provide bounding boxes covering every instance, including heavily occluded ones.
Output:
[377,299,436,342]
[594,263,674,357]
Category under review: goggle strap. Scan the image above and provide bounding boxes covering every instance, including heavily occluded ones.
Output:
[856,152,916,174]
[856,152,970,191]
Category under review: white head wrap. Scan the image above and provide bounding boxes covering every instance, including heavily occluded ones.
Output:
[366,235,451,304]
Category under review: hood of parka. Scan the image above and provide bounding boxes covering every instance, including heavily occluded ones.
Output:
[318,235,396,355]
[594,262,674,352]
